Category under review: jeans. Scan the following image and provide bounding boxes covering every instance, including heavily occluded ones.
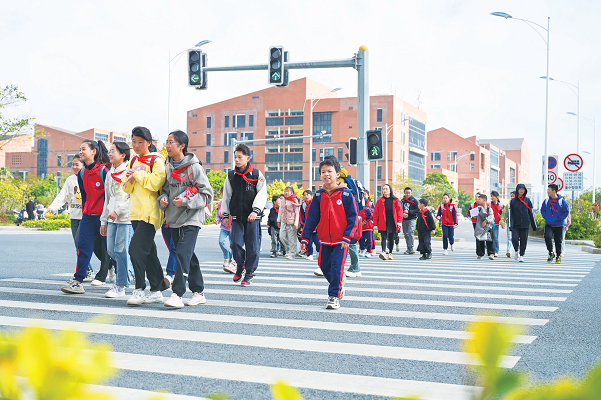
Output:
[306,232,320,256]
[231,219,261,274]
[270,228,280,253]
[218,228,233,259]
[171,226,204,297]
[347,243,360,273]
[74,215,107,283]
[106,223,133,287]
[544,225,564,256]
[359,231,375,252]
[161,224,177,277]
[442,225,455,250]
[512,228,529,257]
[381,231,395,253]
[402,219,416,250]
[130,220,168,292]
[491,224,500,254]
[506,226,513,253]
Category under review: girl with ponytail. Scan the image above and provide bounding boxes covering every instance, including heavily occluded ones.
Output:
[61,140,112,294]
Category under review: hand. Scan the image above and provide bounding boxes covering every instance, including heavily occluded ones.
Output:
[100,225,107,237]
[341,242,350,249]
[397,222,402,228]
[160,198,169,208]
[173,197,184,207]
[108,211,118,222]
[403,212,408,218]
[277,222,281,229]
[481,221,487,228]
[565,226,569,232]
[432,230,436,235]
[501,224,506,229]
[295,224,299,230]
[215,219,219,225]
[300,243,307,253]
[247,212,258,222]
[454,224,458,228]
[125,169,135,182]
[47,208,54,214]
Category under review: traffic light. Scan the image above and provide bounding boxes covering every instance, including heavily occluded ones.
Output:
[345,137,357,166]
[268,46,284,85]
[188,49,203,87]
[196,53,208,90]
[366,130,384,160]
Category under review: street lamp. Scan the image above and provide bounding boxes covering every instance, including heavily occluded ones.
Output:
[491,11,550,192]
[168,40,211,134]
[568,112,596,204]
[454,151,475,193]
[303,87,342,191]
[542,76,580,154]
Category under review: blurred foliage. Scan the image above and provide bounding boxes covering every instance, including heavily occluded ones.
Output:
[421,172,457,210]
[267,180,304,201]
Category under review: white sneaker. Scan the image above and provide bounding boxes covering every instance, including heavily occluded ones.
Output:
[359,250,365,257]
[164,293,184,308]
[519,256,525,262]
[442,250,448,255]
[515,252,520,261]
[286,255,293,260]
[144,291,164,303]
[83,269,94,282]
[105,284,125,298]
[164,274,173,288]
[314,267,324,276]
[186,292,206,306]
[488,255,495,260]
[127,288,147,305]
[450,244,455,251]
[345,270,362,278]
[223,263,236,274]
[364,252,371,258]
[223,258,230,268]
[306,255,314,261]
[108,268,116,283]
[396,243,401,252]
[91,279,105,286]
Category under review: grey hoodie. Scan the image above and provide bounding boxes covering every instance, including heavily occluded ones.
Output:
[157,153,214,228]
[474,204,495,240]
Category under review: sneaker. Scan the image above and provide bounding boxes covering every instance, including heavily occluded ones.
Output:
[359,250,365,257]
[285,254,293,260]
[494,253,498,258]
[127,288,147,305]
[450,244,455,251]
[314,267,324,276]
[270,252,277,258]
[404,250,411,255]
[277,251,284,256]
[164,274,174,288]
[387,253,393,260]
[547,253,554,263]
[104,284,125,298]
[477,256,482,260]
[241,273,254,287]
[345,270,361,277]
[233,263,245,283]
[488,255,494,260]
[164,293,184,308]
[518,256,525,263]
[224,263,236,274]
[556,256,562,264]
[442,250,448,255]
[108,268,116,283]
[223,258,230,268]
[515,252,520,261]
[506,252,511,258]
[340,275,347,299]
[186,292,206,306]
[306,255,314,261]
[379,252,387,260]
[296,252,306,258]
[396,244,401,252]
[144,291,164,303]
[419,255,427,260]
[326,296,340,310]
[83,269,94,282]
[426,253,432,259]
[61,280,85,294]
[91,279,106,286]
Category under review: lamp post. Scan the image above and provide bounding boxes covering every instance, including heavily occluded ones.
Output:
[568,112,596,204]
[491,12,550,192]
[542,77,580,154]
[303,87,342,191]
[454,152,475,193]
[168,40,210,134]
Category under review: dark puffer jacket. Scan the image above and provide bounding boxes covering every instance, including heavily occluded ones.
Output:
[510,184,537,230]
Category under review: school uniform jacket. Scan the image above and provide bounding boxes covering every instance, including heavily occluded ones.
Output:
[77,160,110,216]
[416,208,436,233]
[401,196,420,220]
[360,199,375,231]
[436,203,457,226]
[101,162,131,225]
[373,197,403,232]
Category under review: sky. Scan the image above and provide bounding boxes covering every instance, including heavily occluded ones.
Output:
[1,0,600,194]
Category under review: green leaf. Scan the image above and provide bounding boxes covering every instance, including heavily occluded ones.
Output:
[492,369,524,397]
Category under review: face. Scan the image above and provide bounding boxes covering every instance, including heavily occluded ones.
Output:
[443,195,449,204]
[418,202,425,210]
[234,151,250,169]
[518,188,526,196]
[71,159,83,174]
[303,193,312,202]
[547,187,556,197]
[109,144,125,166]
[79,143,95,164]
[511,193,516,199]
[166,134,185,157]
[478,197,487,206]
[475,193,480,201]
[491,195,498,202]
[131,136,150,156]
[404,190,411,198]
[320,164,339,185]
[279,195,284,205]
[382,185,391,197]
[284,188,293,197]
[274,198,280,207]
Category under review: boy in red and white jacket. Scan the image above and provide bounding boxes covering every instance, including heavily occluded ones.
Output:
[436,193,458,255]
[301,156,359,310]
[358,190,375,261]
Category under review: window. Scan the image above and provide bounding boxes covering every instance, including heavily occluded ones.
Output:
[376,108,383,122]
[224,151,229,164]
[470,163,475,171]
[319,147,334,161]
[37,138,47,177]
[192,114,197,117]
[95,132,108,142]
[510,167,516,184]
[349,107,353,110]
[240,132,254,142]
[431,164,441,169]
[285,116,303,125]
[447,164,456,172]
[288,165,303,171]
[266,117,284,126]
[377,165,382,180]
[58,155,62,167]
[284,171,302,182]
[192,131,197,135]
[265,171,283,182]
[408,118,426,150]
[206,151,211,164]
[401,150,405,163]
[114,136,126,143]
[285,153,303,162]
[266,153,284,163]
[206,134,211,146]
[490,168,499,188]
[312,149,316,162]
[234,114,245,128]
[312,167,320,182]
[470,153,475,161]
[408,152,425,182]
[206,116,211,129]
[431,152,441,161]
[249,115,254,127]
[447,151,457,161]
[224,132,237,146]
[338,148,343,161]
[481,154,486,171]
[67,154,75,167]
[225,115,229,128]
[313,112,332,143]
[490,149,499,168]
[289,110,304,116]
[402,131,406,145]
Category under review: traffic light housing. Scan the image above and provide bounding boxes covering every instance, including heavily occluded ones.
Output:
[345,137,357,166]
[268,46,284,85]
[188,49,203,87]
[366,130,384,160]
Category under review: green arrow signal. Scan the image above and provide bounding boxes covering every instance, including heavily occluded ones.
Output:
[190,74,200,84]
[271,71,281,81]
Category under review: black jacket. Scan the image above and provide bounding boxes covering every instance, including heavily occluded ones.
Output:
[401,196,420,220]
[510,184,537,230]
[416,209,436,233]
[267,207,279,231]
[26,200,35,219]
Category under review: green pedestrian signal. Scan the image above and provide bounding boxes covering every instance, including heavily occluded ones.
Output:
[369,146,380,157]
[366,130,384,161]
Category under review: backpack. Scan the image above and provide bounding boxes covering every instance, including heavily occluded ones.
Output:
[342,175,365,212]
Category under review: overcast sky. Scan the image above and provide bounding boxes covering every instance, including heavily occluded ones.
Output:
[2,0,599,193]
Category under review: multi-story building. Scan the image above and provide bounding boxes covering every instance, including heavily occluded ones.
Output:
[427,128,529,198]
[186,78,427,194]
[0,134,32,169]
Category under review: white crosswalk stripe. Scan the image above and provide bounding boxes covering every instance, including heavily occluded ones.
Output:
[1,230,599,400]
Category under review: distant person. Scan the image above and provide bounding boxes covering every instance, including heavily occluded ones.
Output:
[510,184,537,262]
[357,189,375,261]
[300,190,320,261]
[400,187,419,254]
[416,198,436,260]
[474,194,495,260]
[374,183,403,260]
[436,193,458,255]
[216,190,235,271]
[541,183,570,264]
[467,192,481,229]
[26,198,35,221]
[500,191,517,258]
[278,186,301,260]
[490,191,503,257]
[266,195,281,258]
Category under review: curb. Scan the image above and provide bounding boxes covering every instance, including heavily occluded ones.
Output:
[581,246,601,254]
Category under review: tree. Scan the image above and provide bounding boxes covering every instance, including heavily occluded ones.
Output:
[267,179,303,202]
[207,170,227,200]
[421,172,456,209]
[0,85,40,150]
[392,170,423,198]
[457,188,473,216]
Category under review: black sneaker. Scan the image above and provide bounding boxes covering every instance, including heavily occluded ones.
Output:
[547,253,554,263]
[419,255,427,260]
[426,253,432,259]
[241,273,254,287]
[555,256,562,264]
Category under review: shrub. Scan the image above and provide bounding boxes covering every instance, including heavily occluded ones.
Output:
[22,218,70,230]
[593,234,601,249]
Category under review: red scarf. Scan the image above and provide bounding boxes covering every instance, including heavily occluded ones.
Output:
[171,165,190,182]
[136,154,156,167]
[420,209,430,228]
[404,196,416,204]
[517,196,532,212]
[111,170,124,183]
[549,198,559,212]
[285,195,301,206]
[235,163,258,186]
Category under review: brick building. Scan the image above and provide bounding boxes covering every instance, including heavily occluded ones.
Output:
[186,78,428,194]
[0,135,32,169]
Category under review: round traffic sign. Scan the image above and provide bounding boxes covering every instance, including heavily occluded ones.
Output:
[557,177,564,191]
[548,156,557,170]
[548,171,557,184]
[564,154,583,172]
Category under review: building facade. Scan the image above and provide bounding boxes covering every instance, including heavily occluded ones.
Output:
[186,78,428,194]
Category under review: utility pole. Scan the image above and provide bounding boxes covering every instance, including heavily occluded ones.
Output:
[356,46,370,187]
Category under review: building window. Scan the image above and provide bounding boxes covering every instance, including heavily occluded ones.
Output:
[206,151,211,164]
[431,152,441,161]
[490,149,499,168]
[67,154,75,167]
[338,147,343,161]
[408,118,426,151]
[312,149,316,162]
[349,107,353,110]
[490,168,499,188]
[192,131,197,135]
[447,164,456,172]
[265,153,284,163]
[234,114,246,128]
[470,163,475,171]
[224,151,229,164]
[57,155,62,167]
[285,116,303,125]
[447,151,457,161]
[285,153,303,162]
[402,131,406,145]
[95,132,109,142]
[206,134,211,146]
[240,132,254,142]
[470,153,475,161]
[510,167,516,184]
[266,117,284,126]
[481,154,486,171]
[288,110,304,116]
[37,138,48,177]
[377,165,382,179]
[376,108,383,122]
[207,116,211,129]
[249,115,254,127]
[408,152,425,182]
[192,114,197,117]
[431,164,441,169]
[224,132,237,146]
[401,150,405,163]
[114,136,126,143]
[313,112,332,143]
[225,115,229,128]
[319,147,334,161]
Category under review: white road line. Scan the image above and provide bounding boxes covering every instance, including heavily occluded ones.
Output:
[0,316,520,367]
[0,289,549,325]
[0,300,537,343]
[87,384,209,400]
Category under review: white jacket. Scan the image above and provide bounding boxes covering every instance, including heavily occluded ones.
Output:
[101,162,131,225]
[48,174,82,220]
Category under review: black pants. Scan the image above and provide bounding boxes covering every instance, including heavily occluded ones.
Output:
[171,226,204,297]
[476,240,494,257]
[512,228,529,257]
[417,231,431,255]
[544,225,564,256]
[130,220,168,292]
[381,231,395,253]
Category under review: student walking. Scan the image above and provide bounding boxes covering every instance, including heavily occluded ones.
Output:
[374,184,403,260]
[100,142,134,298]
[122,126,168,305]
[490,191,503,257]
[416,199,436,260]
[301,190,320,261]
[267,195,281,258]
[61,140,111,294]
[467,193,481,229]
[500,191,516,257]
[278,186,301,260]
[436,193,458,255]
[301,156,359,310]
[510,184,537,262]
[473,194,495,260]
[358,190,375,260]
[221,143,268,287]
[541,183,570,264]
[159,130,213,308]
[216,195,235,272]
[400,187,419,254]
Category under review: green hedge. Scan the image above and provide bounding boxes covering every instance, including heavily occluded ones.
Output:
[22,217,70,231]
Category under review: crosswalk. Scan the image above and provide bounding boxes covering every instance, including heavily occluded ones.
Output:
[0,230,599,400]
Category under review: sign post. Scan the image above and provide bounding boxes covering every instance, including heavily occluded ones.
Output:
[563,172,583,191]
[543,155,558,185]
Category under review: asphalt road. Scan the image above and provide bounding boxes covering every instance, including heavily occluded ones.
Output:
[0,223,599,400]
